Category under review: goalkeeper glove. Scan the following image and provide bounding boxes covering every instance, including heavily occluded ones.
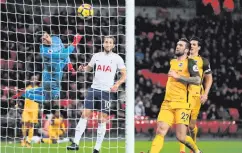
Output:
[72,34,82,47]
[68,63,76,76]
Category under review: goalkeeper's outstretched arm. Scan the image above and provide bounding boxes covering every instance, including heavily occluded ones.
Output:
[45,34,82,59]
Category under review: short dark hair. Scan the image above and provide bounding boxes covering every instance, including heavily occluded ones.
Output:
[179,38,191,50]
[103,36,116,44]
[190,36,202,47]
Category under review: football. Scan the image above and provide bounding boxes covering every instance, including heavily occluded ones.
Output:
[77,4,94,19]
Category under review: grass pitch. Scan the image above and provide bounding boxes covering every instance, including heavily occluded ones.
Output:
[1,140,242,153]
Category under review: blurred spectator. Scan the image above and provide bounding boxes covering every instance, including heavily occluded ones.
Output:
[217,106,230,120]
[207,105,219,120]
[135,98,145,116]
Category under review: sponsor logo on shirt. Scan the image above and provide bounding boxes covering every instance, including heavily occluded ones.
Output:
[96,65,112,72]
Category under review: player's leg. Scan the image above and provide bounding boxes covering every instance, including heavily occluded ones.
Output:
[49,129,60,144]
[175,109,201,153]
[180,96,200,153]
[21,122,28,147]
[149,103,173,153]
[67,88,94,150]
[179,141,186,153]
[26,124,34,146]
[42,126,54,144]
[26,111,38,145]
[24,122,32,148]
[21,111,29,147]
[180,97,201,153]
[150,121,170,153]
[189,98,201,144]
[93,90,113,153]
[93,112,108,153]
[67,109,92,150]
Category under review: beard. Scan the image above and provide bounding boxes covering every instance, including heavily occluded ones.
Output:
[175,51,185,57]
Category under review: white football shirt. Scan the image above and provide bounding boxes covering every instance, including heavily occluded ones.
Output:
[88,52,126,91]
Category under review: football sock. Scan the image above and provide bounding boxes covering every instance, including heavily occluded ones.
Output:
[22,124,27,139]
[27,126,34,143]
[150,135,164,153]
[94,122,106,151]
[183,136,199,153]
[191,125,198,143]
[179,142,186,152]
[73,118,87,144]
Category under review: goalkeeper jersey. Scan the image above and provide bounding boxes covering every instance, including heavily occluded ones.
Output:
[40,36,75,89]
[164,58,200,108]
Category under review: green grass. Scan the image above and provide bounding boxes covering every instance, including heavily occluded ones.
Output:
[1,140,242,153]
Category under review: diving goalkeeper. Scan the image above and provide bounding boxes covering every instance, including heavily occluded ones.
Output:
[13,32,82,103]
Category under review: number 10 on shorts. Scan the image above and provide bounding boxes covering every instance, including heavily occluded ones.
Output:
[104,101,111,109]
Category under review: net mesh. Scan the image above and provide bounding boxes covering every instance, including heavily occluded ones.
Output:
[1,0,126,152]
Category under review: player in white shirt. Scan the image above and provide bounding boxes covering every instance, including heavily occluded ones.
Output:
[67,36,126,153]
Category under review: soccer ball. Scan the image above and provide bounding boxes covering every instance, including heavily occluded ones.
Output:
[77,4,94,19]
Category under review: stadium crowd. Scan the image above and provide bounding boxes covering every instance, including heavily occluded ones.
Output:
[1,3,242,138]
[135,14,242,120]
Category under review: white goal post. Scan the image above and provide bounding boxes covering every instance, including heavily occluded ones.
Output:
[125,0,135,152]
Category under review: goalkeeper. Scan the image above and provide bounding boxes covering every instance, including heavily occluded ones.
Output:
[13,32,82,103]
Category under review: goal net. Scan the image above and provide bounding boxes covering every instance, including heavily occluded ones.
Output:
[0,0,129,153]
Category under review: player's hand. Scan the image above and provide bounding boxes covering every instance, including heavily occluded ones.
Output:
[110,84,119,92]
[70,68,77,76]
[72,34,82,47]
[71,71,77,76]
[168,70,180,79]
[61,129,65,134]
[78,65,86,71]
[68,63,76,76]
[200,94,208,104]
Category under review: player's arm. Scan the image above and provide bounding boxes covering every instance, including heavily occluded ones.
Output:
[111,56,126,92]
[61,122,66,133]
[79,65,93,72]
[67,57,76,75]
[178,59,201,85]
[202,57,213,95]
[50,46,75,59]
[50,34,82,58]
[78,54,96,72]
[201,58,213,104]
[169,59,201,85]
[114,68,126,87]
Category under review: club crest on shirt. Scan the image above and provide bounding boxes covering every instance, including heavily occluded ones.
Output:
[178,63,183,67]
[193,65,199,72]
